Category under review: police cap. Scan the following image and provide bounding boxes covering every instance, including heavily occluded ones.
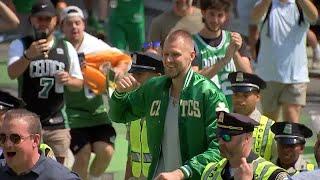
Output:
[217,111,259,135]
[228,71,266,93]
[129,52,164,74]
[271,122,313,145]
[0,90,25,110]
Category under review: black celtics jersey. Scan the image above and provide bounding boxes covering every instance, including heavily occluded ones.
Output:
[18,36,70,129]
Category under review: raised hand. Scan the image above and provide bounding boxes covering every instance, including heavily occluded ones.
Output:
[54,71,70,85]
[230,32,242,52]
[25,39,50,59]
[234,157,253,180]
[225,32,242,59]
[115,75,141,93]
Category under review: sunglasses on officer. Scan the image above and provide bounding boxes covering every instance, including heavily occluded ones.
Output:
[0,133,34,145]
[217,128,243,142]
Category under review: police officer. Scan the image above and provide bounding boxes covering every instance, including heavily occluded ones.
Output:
[201,111,289,180]
[271,122,315,175]
[126,52,164,179]
[228,71,277,161]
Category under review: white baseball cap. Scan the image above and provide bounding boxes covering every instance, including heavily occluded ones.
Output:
[60,6,85,22]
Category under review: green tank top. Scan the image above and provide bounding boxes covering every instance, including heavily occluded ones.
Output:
[193,30,236,108]
[64,87,110,128]
[109,0,144,23]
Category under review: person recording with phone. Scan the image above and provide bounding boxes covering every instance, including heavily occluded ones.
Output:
[7,0,83,165]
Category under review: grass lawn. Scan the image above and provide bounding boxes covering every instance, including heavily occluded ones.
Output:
[0,62,17,88]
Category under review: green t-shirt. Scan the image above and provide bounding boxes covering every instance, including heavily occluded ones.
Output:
[64,87,110,128]
[13,0,36,13]
[193,30,236,108]
[109,0,144,23]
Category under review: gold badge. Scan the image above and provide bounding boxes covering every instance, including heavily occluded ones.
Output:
[236,72,244,82]
[283,124,292,134]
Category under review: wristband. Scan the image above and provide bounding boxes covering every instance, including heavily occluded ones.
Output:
[179,165,192,179]
[23,50,31,61]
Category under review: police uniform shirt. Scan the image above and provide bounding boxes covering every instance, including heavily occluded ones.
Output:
[249,108,262,123]
[277,155,312,175]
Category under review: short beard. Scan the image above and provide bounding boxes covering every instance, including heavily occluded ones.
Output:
[203,18,219,33]
[164,68,180,79]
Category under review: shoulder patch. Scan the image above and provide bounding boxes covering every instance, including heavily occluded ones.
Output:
[215,102,229,113]
[275,172,290,180]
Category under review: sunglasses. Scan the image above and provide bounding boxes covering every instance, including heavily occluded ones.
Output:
[217,129,243,142]
[0,133,34,145]
[218,133,233,142]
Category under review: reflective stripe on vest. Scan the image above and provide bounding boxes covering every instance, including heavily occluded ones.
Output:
[253,115,275,160]
[202,157,284,180]
[253,157,285,179]
[131,151,141,162]
[130,119,151,178]
[201,159,227,180]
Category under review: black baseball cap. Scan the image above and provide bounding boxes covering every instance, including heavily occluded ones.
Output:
[129,52,164,74]
[31,0,56,17]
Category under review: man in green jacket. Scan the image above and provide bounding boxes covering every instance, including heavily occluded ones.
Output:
[109,30,229,180]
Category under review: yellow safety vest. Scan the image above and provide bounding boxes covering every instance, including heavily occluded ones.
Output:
[39,143,55,159]
[252,115,275,161]
[129,119,152,178]
[201,157,285,180]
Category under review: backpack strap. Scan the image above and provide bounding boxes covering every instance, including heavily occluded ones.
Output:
[261,2,305,38]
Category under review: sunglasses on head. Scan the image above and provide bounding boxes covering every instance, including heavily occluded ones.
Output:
[0,133,34,145]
